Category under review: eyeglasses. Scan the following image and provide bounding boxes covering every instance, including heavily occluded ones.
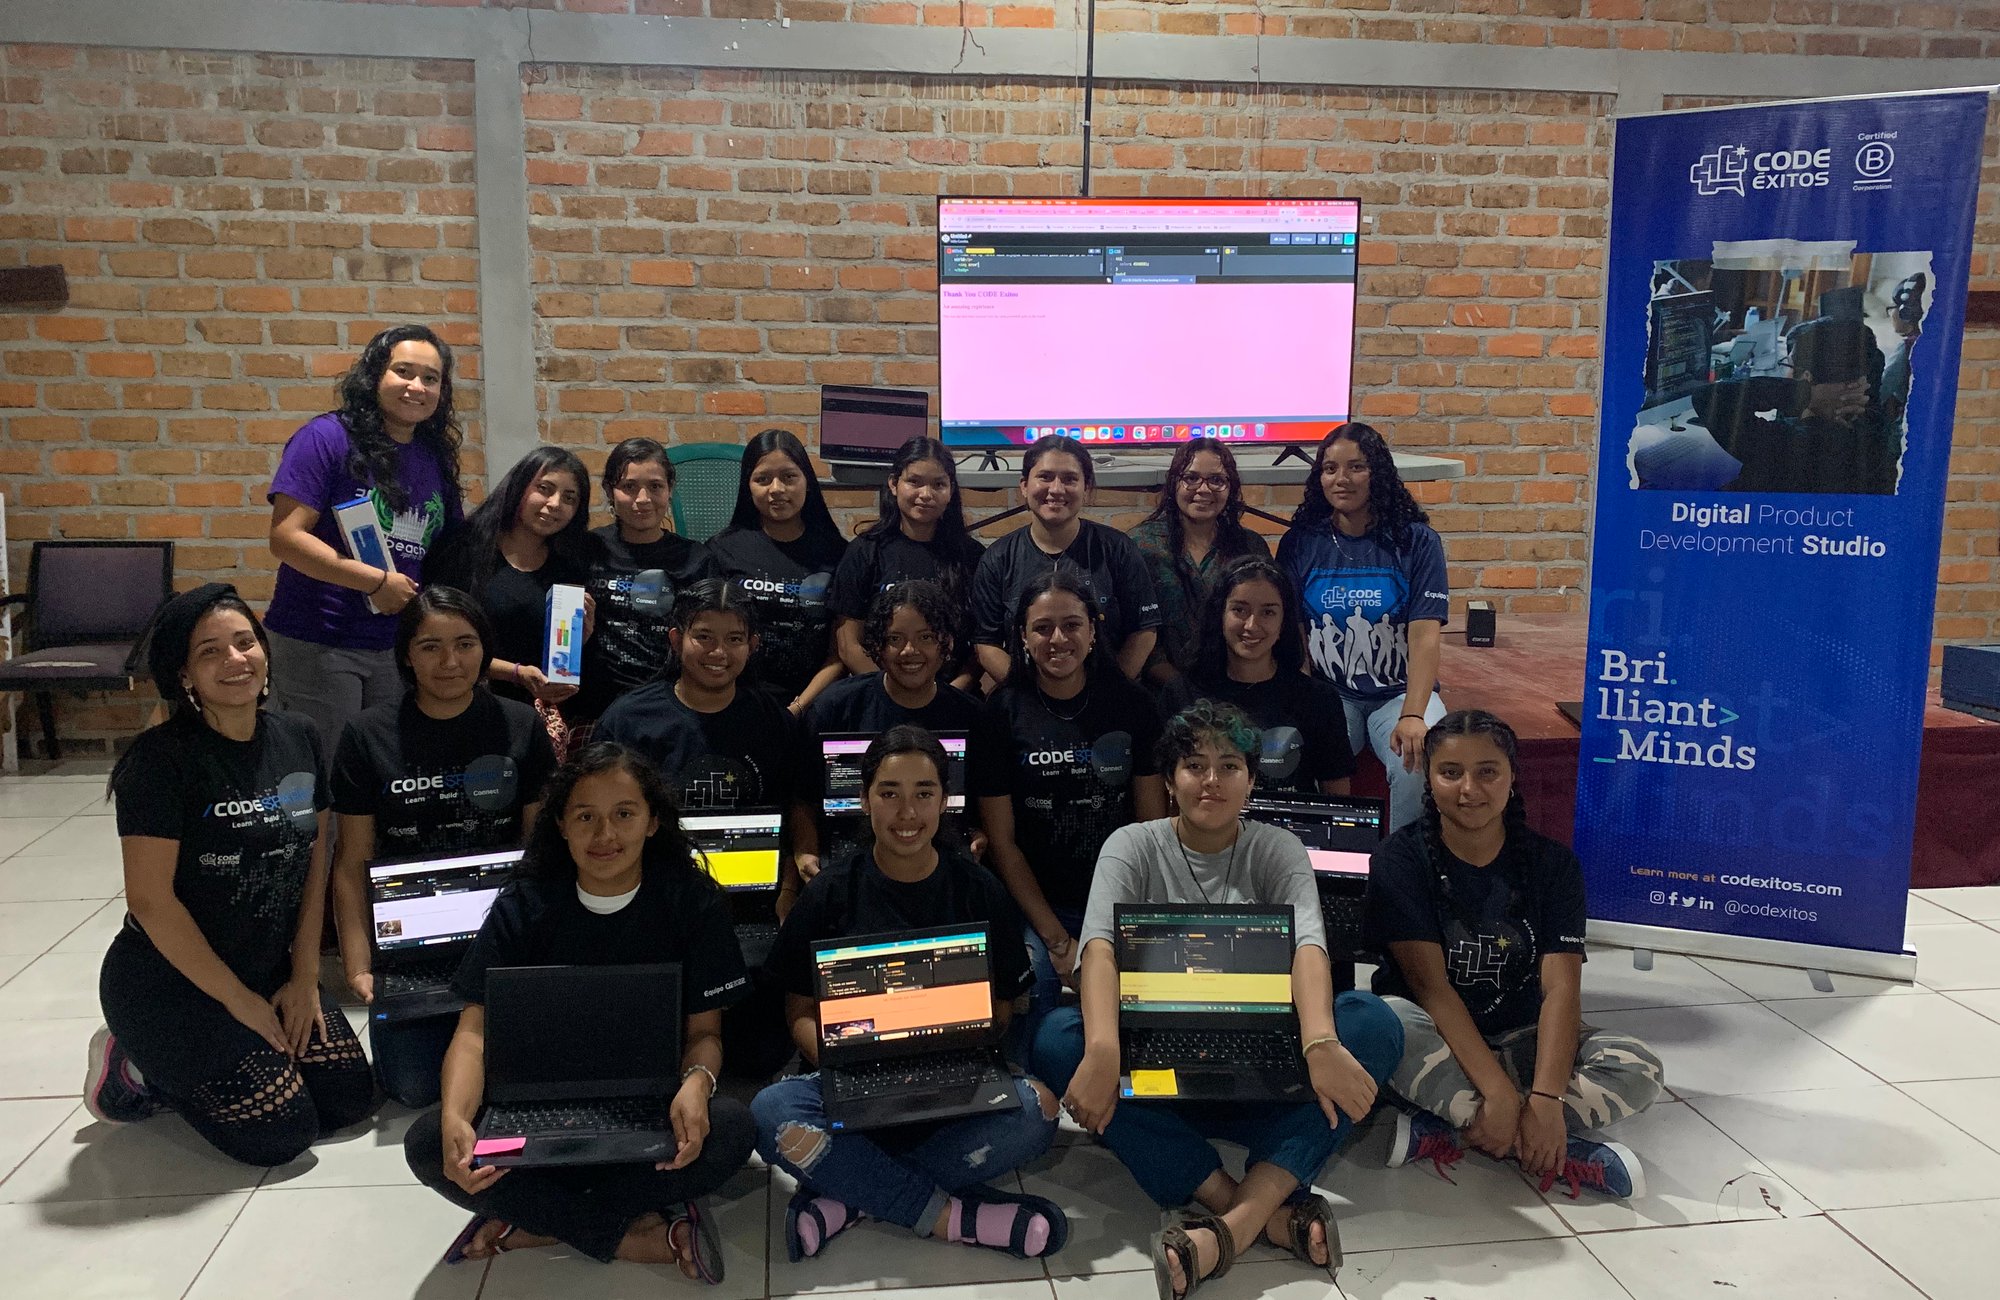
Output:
[1177,473,1230,493]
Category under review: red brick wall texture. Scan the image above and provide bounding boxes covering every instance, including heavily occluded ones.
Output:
[0,18,1995,752]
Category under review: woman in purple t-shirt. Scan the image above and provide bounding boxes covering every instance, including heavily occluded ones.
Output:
[265,325,466,753]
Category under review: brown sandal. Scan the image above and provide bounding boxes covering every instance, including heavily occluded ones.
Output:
[1276,1192,1343,1280]
[1152,1212,1236,1300]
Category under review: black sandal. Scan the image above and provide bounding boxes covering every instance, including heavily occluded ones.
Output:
[1276,1191,1343,1280]
[1152,1212,1236,1300]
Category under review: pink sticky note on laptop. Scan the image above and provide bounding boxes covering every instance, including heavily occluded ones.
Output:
[472,1137,526,1157]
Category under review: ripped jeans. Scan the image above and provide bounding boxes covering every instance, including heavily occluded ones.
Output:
[750,1072,1058,1234]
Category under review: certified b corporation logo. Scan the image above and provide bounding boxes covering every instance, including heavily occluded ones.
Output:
[1855,141,1894,178]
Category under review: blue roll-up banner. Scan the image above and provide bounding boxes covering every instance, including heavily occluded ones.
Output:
[1577,89,1992,963]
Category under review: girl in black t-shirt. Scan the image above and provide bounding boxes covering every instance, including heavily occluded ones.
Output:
[329,587,558,1107]
[707,429,849,714]
[594,578,820,914]
[980,567,1166,1027]
[751,726,1066,1264]
[1169,555,1355,796]
[829,436,985,689]
[578,437,720,725]
[403,742,755,1276]
[970,434,1162,686]
[428,447,596,718]
[86,584,375,1166]
[1365,710,1663,1201]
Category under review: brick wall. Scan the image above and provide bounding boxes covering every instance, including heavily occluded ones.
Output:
[0,46,481,751]
[320,0,2000,59]
[523,68,1609,616]
[0,17,1994,752]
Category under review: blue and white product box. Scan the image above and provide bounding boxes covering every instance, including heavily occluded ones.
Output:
[332,494,397,615]
[543,584,586,688]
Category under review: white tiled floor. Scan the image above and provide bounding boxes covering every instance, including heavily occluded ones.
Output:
[1,765,1997,1299]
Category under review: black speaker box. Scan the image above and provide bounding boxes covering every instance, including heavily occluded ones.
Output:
[1466,601,1496,648]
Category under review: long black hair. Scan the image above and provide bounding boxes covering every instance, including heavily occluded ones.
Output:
[1006,564,1110,688]
[429,447,593,599]
[1144,436,1261,567]
[863,437,981,563]
[1418,708,1532,903]
[1290,421,1429,551]
[724,429,844,551]
[518,741,700,886]
[332,323,464,514]
[393,584,494,691]
[109,584,270,797]
[1193,554,1307,683]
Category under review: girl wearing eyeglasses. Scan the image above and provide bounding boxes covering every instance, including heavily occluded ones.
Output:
[1128,437,1271,697]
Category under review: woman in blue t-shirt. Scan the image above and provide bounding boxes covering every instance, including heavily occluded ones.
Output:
[1276,422,1447,832]
[266,324,467,756]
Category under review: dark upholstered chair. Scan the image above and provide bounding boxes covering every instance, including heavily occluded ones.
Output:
[0,541,174,759]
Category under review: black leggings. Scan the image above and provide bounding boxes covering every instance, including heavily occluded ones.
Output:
[403,1098,756,1263]
[100,933,377,1167]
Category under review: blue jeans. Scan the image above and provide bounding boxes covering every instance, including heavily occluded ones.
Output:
[1343,691,1446,833]
[750,1072,1058,1234]
[1029,991,1405,1207]
[370,1013,455,1108]
[1012,907,1085,1061]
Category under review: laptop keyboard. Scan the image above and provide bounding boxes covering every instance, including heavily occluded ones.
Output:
[1129,1028,1299,1072]
[1320,895,1367,957]
[484,1097,669,1135]
[378,962,457,997]
[735,922,779,947]
[838,1054,998,1099]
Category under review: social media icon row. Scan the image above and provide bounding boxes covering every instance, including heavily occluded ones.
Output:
[1025,424,1270,441]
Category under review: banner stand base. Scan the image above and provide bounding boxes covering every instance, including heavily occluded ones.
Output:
[1588,920,1917,984]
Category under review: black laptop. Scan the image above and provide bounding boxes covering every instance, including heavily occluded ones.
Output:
[813,923,1016,1132]
[472,963,682,1169]
[1243,793,1384,961]
[819,731,970,818]
[684,808,785,967]
[366,847,521,1024]
[1115,904,1310,1103]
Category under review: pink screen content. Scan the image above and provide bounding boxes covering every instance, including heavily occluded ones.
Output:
[937,198,1359,434]
[940,283,1354,421]
[1308,848,1372,878]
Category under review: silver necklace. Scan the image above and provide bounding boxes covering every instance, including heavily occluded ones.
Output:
[1173,815,1242,905]
[1036,680,1091,723]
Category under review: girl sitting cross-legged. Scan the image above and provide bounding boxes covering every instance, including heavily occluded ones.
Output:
[751,725,1068,1264]
[1367,708,1665,1200]
[1029,700,1405,1300]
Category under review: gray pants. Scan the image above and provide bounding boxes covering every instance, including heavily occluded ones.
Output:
[266,630,401,758]
[1381,995,1664,1134]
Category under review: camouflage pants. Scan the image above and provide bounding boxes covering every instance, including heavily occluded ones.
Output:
[1380,995,1664,1134]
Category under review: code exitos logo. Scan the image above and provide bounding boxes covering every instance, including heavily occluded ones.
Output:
[1689,144,1830,195]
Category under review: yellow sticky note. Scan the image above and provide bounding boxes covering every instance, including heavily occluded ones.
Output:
[1128,1069,1179,1098]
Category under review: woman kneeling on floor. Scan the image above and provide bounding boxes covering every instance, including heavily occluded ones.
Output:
[1030,700,1405,1300]
[751,724,1068,1264]
[86,584,376,1165]
[403,742,756,1280]
[1367,708,1664,1199]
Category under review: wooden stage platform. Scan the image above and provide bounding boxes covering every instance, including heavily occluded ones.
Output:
[1359,613,2000,889]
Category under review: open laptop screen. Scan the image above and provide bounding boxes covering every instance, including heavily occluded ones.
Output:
[1115,906,1294,1016]
[1244,794,1383,880]
[820,732,969,816]
[820,384,930,465]
[367,848,521,954]
[813,926,993,1049]
[485,964,681,1101]
[683,810,784,892]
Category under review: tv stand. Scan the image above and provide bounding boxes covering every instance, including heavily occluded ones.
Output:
[965,449,1011,473]
[1268,445,1316,469]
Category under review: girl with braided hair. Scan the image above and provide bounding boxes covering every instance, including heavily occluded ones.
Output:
[1276,422,1447,832]
[1363,709,1664,1200]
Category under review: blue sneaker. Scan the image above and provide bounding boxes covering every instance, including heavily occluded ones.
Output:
[1385,1110,1465,1182]
[83,1026,162,1125]
[1540,1136,1644,1200]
